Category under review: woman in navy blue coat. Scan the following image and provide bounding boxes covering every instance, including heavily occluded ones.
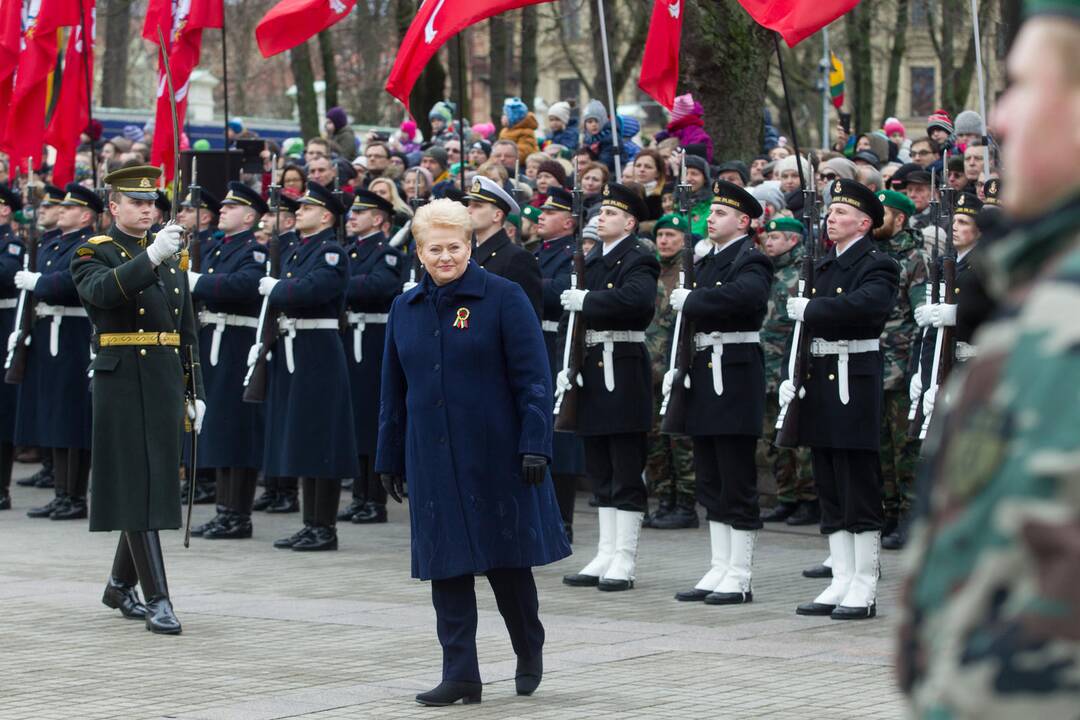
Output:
[376,199,570,707]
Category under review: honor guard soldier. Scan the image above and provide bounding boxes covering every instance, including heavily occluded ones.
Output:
[669,181,773,605]
[187,182,268,540]
[0,184,25,509]
[783,179,898,620]
[534,186,585,542]
[38,184,66,239]
[560,183,660,591]
[71,165,205,635]
[466,175,543,318]
[151,190,171,232]
[255,181,358,551]
[17,184,101,520]
[178,187,221,255]
[337,189,403,525]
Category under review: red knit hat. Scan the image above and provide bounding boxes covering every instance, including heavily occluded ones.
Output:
[926,109,954,136]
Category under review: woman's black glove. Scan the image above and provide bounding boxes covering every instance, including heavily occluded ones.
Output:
[522,455,547,486]
[381,474,405,503]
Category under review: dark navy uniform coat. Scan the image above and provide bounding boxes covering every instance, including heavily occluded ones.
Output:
[375,262,571,581]
[263,227,358,478]
[681,236,773,437]
[191,229,265,470]
[343,230,403,457]
[473,228,543,319]
[0,223,21,444]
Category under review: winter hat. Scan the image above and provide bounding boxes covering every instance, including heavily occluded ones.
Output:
[400,120,417,140]
[283,137,304,157]
[193,139,211,151]
[503,97,528,127]
[422,146,449,170]
[954,110,984,136]
[926,109,954,135]
[326,106,348,132]
[85,119,103,141]
[536,159,568,188]
[471,121,496,139]
[582,99,607,126]
[547,101,571,125]
[122,124,144,143]
[867,131,891,165]
[670,93,696,123]
[429,101,454,124]
[820,157,858,181]
[227,118,244,135]
[775,154,811,185]
[685,154,711,181]
[749,181,786,215]
[582,215,601,242]
[883,117,906,137]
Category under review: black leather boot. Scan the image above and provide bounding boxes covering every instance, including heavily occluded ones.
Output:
[273,525,313,548]
[126,531,182,635]
[102,536,146,620]
[0,492,9,510]
[415,681,482,706]
[292,480,339,550]
[337,497,367,522]
[15,445,48,487]
[515,655,542,696]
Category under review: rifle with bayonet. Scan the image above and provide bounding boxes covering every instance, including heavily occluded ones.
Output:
[919,183,957,440]
[243,171,283,404]
[405,170,427,286]
[5,162,40,384]
[553,156,588,432]
[189,156,203,273]
[908,166,941,438]
[660,150,694,434]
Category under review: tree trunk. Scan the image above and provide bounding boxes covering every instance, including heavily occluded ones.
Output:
[681,0,772,161]
[845,0,875,134]
[520,5,538,108]
[489,16,509,125]
[290,41,319,141]
[318,29,339,111]
[881,0,909,123]
[101,0,133,107]
[396,0,445,139]
[1000,0,1023,55]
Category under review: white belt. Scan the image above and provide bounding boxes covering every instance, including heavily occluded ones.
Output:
[34,303,88,357]
[199,310,260,367]
[541,320,560,333]
[955,341,977,361]
[692,331,761,397]
[277,317,340,374]
[0,298,16,309]
[809,338,880,406]
[584,330,645,392]
[345,312,389,363]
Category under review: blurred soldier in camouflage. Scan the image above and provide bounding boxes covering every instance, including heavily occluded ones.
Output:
[900,1,1080,714]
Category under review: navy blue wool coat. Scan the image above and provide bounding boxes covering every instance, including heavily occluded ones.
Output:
[376,262,571,581]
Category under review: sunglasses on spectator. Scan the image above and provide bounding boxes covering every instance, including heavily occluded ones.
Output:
[819,172,839,181]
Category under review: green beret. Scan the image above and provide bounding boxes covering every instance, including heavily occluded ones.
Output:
[876,189,916,219]
[1024,0,1080,19]
[520,204,542,223]
[765,217,805,235]
[654,213,689,234]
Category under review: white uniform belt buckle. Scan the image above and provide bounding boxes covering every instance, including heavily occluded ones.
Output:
[691,331,760,397]
[809,338,878,406]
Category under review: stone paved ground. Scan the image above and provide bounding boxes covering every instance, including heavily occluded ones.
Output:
[0,462,908,719]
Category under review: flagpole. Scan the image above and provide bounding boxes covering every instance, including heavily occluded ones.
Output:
[456,32,466,193]
[77,0,96,188]
[969,0,990,171]
[821,27,830,150]
[773,33,807,193]
[221,3,231,178]
[595,0,621,178]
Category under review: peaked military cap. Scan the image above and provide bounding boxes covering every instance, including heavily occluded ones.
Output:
[297,181,348,217]
[828,178,885,228]
[876,189,916,219]
[220,181,270,215]
[540,187,574,213]
[103,165,162,200]
[181,188,221,215]
[0,184,22,211]
[766,217,806,235]
[351,188,394,216]
[954,192,983,217]
[711,179,763,219]
[600,182,647,222]
[983,178,1001,206]
[655,213,690,234]
[61,183,105,214]
[466,175,520,216]
[268,191,300,214]
[155,190,171,215]
[41,184,66,206]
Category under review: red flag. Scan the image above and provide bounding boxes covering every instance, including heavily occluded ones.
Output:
[255,0,356,59]
[386,0,555,111]
[736,0,860,47]
[0,0,25,148]
[143,0,223,183]
[45,0,94,187]
[637,0,683,110]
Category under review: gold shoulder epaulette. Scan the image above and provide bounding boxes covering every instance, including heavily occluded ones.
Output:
[88,235,111,245]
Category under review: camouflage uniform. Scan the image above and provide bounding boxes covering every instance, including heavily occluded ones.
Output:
[875,228,928,522]
[758,241,814,503]
[645,251,695,506]
[900,196,1080,717]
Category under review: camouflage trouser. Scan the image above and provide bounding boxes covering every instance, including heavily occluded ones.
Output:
[759,395,815,503]
[880,388,920,519]
[645,384,696,504]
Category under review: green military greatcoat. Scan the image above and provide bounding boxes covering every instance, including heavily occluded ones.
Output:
[71,223,204,532]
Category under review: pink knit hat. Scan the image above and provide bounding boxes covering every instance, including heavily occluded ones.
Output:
[400,120,417,139]
[883,117,905,137]
[670,93,696,123]
[471,121,496,139]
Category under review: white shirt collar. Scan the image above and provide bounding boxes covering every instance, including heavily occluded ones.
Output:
[711,234,746,255]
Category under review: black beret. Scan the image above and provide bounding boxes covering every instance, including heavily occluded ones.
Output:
[828,178,885,228]
[711,179,762,219]
[954,191,983,217]
[600,182,647,222]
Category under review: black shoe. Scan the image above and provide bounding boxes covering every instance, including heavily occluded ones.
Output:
[674,588,711,602]
[252,491,275,512]
[192,483,217,504]
[415,680,482,706]
[796,601,836,616]
[761,501,799,523]
[704,590,752,605]
[651,500,675,522]
[515,655,542,696]
[291,526,337,551]
[562,572,600,587]
[831,603,876,620]
[802,564,833,579]
[203,513,253,539]
[337,498,367,522]
[17,466,51,487]
[51,496,87,520]
[102,579,147,620]
[597,578,633,592]
[352,501,387,524]
[883,516,899,538]
[882,524,908,550]
[273,526,313,549]
[785,501,820,526]
[190,512,228,538]
[266,494,300,514]
[650,506,699,529]
[0,492,10,510]
[145,597,182,634]
[34,471,55,489]
[27,496,63,519]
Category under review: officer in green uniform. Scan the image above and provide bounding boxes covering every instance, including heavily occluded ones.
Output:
[70,165,205,635]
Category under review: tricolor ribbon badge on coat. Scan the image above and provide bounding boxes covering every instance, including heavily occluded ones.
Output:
[453,307,470,330]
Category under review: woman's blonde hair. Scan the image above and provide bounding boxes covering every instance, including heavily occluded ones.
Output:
[411,198,471,247]
[368,177,413,219]
[476,160,508,184]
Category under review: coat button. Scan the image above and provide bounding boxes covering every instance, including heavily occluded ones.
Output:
[46,260,51,266]
[170,268,176,274]
[286,272,293,278]
[433,363,440,371]
[174,308,179,315]
[598,361,604,367]
[606,283,613,288]
[715,281,721,286]
[351,252,357,258]
[138,308,145,315]
[954,288,960,295]
[208,268,215,273]
[828,373,835,380]
[215,250,221,256]
[836,287,843,293]
[174,288,180,294]
[707,362,713,368]
[139,349,147,356]
[120,251,127,258]
[433,330,440,337]
[811,288,817,295]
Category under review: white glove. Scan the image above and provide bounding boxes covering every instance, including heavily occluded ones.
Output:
[258,276,280,296]
[14,270,40,291]
[778,378,805,407]
[560,288,588,312]
[662,368,690,397]
[6,331,17,356]
[909,372,923,405]
[188,398,207,434]
[669,288,691,312]
[146,223,184,266]
[930,303,957,328]
[555,368,583,394]
[402,280,418,292]
[786,297,809,322]
[913,303,933,328]
[187,270,202,290]
[922,385,938,418]
[246,344,263,367]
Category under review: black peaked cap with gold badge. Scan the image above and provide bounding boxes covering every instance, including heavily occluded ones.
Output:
[221,180,270,215]
[351,188,394,216]
[181,187,221,215]
[41,184,66,206]
[0,184,22,211]
[711,178,763,219]
[600,182,647,222]
[61,183,105,214]
[541,187,574,213]
[297,180,348,217]
[828,178,885,228]
[103,165,162,201]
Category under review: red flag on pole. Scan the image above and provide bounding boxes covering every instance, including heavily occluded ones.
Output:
[385,0,555,111]
[45,0,94,188]
[143,0,223,183]
[0,0,26,150]
[736,0,860,46]
[255,0,356,58]
[637,0,683,110]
